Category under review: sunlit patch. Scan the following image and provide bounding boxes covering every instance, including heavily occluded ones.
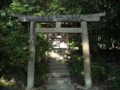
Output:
[0,77,15,86]
[50,51,64,60]
[60,42,68,48]
[81,71,85,75]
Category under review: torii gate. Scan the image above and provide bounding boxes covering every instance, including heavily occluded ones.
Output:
[14,13,105,90]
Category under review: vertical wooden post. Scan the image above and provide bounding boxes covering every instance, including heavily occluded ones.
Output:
[26,21,36,90]
[56,22,61,28]
[56,22,61,49]
[81,21,92,89]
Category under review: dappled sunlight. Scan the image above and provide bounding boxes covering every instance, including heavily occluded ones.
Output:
[60,42,68,49]
[83,42,90,55]
[85,58,91,64]
[81,71,85,75]
[49,51,64,60]
[50,51,66,63]
[0,77,15,86]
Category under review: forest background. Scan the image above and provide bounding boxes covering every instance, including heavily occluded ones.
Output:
[0,0,120,90]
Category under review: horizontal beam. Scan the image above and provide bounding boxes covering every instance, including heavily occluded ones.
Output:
[36,28,82,33]
[13,13,105,22]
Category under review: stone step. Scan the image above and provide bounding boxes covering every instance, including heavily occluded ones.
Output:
[47,77,71,84]
[47,83,75,90]
[50,64,67,67]
[50,65,68,70]
[50,58,67,61]
[50,69,68,73]
[49,62,67,66]
[50,60,67,63]
[46,72,70,78]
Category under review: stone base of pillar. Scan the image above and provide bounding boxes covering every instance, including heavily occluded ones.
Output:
[26,87,35,90]
[84,87,98,90]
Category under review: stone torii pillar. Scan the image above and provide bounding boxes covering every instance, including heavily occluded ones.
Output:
[81,21,92,89]
[26,21,36,90]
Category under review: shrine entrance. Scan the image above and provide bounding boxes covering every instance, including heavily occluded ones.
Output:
[14,13,105,90]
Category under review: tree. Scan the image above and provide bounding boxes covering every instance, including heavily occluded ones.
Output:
[0,0,12,9]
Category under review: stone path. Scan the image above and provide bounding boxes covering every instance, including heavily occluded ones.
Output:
[46,49,75,90]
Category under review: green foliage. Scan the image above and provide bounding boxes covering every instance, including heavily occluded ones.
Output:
[36,33,50,62]
[35,62,49,87]
[91,62,107,83]
[45,0,82,14]
[69,41,78,47]
[7,0,50,14]
[34,33,50,87]
[0,0,12,9]
[108,65,120,89]
[68,54,84,85]
[0,10,50,89]
[68,51,120,89]
[84,0,120,45]
[7,0,83,15]
[1,0,51,88]
[0,10,29,73]
[0,0,120,89]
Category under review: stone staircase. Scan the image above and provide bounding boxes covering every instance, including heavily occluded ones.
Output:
[46,49,75,90]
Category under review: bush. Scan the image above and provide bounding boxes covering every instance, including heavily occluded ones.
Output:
[0,10,50,89]
[108,65,120,90]
[0,10,29,73]
[34,33,50,87]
